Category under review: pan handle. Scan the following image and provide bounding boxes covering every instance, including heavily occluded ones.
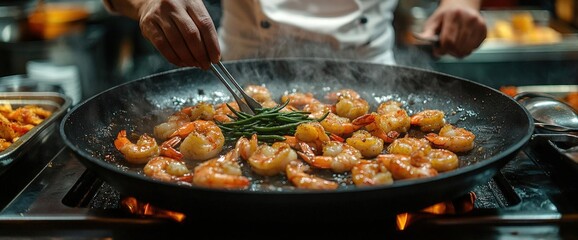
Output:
[532,133,578,163]
[532,133,578,145]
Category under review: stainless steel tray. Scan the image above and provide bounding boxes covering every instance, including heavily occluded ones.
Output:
[0,92,72,175]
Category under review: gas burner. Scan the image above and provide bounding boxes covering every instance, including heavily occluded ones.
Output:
[1,130,578,238]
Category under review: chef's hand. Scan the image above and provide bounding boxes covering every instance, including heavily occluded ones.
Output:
[107,0,220,69]
[418,0,487,59]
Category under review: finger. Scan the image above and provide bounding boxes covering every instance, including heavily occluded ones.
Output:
[466,20,487,51]
[172,8,210,69]
[455,31,478,58]
[141,21,182,66]
[453,22,473,58]
[455,17,487,58]
[187,2,221,64]
[420,12,442,38]
[172,10,211,70]
[420,13,443,57]
[436,13,461,58]
[155,14,199,67]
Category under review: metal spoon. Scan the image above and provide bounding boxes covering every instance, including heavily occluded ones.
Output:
[515,92,578,132]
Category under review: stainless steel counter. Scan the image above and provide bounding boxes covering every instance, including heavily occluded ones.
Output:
[394,7,578,89]
[438,34,578,63]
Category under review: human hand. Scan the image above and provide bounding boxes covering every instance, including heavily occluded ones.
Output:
[138,0,220,69]
[418,0,487,58]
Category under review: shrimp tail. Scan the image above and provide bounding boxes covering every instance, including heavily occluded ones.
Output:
[221,176,250,189]
[283,135,298,148]
[330,133,345,142]
[170,122,195,138]
[114,130,130,150]
[176,174,194,183]
[297,142,315,161]
[410,115,422,125]
[296,142,324,167]
[424,133,446,147]
[180,106,194,115]
[352,113,375,126]
[160,136,183,160]
[373,130,400,143]
[297,143,331,169]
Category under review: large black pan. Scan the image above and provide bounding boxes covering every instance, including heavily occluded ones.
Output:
[60,58,533,223]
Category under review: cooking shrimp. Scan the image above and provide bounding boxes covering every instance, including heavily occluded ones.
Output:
[245,84,273,104]
[285,160,338,190]
[281,92,318,109]
[320,113,373,138]
[363,101,411,143]
[283,121,330,154]
[236,134,259,160]
[334,94,370,120]
[153,111,191,140]
[153,103,216,141]
[243,85,286,110]
[143,156,192,183]
[363,112,407,143]
[410,110,446,132]
[376,100,404,115]
[295,121,330,144]
[114,130,160,164]
[345,130,384,158]
[425,124,475,153]
[351,160,393,186]
[298,141,363,173]
[376,153,438,180]
[261,99,280,109]
[159,136,183,160]
[303,100,331,119]
[247,142,298,176]
[213,102,239,123]
[180,102,216,121]
[426,149,459,172]
[177,120,225,161]
[325,89,361,103]
[386,137,432,156]
[192,148,250,189]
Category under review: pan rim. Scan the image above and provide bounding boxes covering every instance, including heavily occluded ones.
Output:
[59,57,535,195]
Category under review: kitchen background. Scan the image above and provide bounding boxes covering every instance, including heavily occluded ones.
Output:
[0,0,576,105]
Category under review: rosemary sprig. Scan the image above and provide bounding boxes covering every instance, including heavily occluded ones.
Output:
[216,100,329,143]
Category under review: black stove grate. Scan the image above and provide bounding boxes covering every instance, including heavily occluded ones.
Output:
[2,131,578,239]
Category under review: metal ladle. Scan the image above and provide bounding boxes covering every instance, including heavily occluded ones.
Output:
[515,92,578,132]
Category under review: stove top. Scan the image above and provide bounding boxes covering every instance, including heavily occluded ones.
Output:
[1,127,578,239]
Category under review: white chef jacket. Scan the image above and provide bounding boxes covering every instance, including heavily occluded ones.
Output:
[219,0,399,65]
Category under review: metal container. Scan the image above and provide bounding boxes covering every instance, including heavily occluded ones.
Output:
[0,74,64,93]
[0,92,72,176]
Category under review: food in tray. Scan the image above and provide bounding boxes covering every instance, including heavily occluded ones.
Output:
[486,12,562,45]
[499,85,578,111]
[0,103,53,151]
[114,86,476,190]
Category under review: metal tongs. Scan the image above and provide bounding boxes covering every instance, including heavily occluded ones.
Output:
[210,61,262,115]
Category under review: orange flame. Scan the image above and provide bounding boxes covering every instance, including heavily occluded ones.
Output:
[396,192,476,230]
[121,197,186,222]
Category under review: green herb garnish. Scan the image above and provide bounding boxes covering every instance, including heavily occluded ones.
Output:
[216,100,329,143]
